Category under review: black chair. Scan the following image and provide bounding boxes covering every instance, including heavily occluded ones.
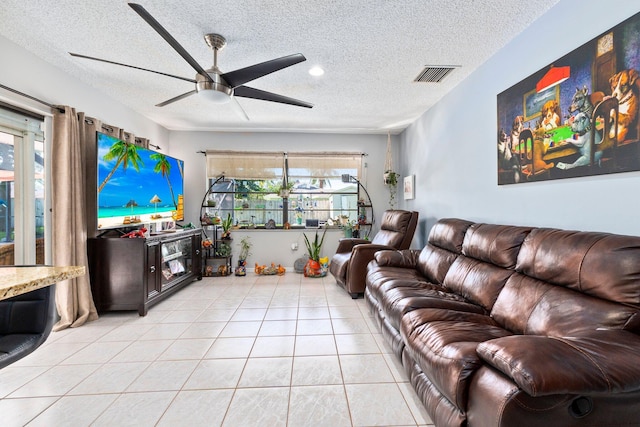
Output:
[0,284,56,369]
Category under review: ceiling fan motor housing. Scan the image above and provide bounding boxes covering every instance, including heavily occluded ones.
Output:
[197,70,232,92]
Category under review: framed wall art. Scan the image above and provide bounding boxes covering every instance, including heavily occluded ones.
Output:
[497,11,640,185]
[403,175,415,200]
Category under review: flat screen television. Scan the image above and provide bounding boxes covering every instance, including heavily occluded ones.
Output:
[96,131,184,230]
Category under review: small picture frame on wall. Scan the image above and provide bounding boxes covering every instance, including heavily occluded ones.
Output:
[403,175,415,200]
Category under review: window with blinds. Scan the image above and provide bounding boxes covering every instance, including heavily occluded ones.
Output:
[204,150,365,228]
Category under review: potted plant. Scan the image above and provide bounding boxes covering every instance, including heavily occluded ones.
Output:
[278,180,295,198]
[384,170,399,208]
[342,220,355,238]
[221,213,233,239]
[238,236,252,262]
[216,241,232,257]
[303,227,328,277]
[383,170,398,186]
[235,236,252,276]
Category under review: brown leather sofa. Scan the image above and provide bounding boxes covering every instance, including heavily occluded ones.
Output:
[329,210,418,298]
[365,218,640,426]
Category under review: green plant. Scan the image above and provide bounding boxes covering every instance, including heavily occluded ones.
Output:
[384,170,399,208]
[216,241,232,257]
[303,227,327,262]
[238,236,252,261]
[384,170,399,186]
[278,180,295,197]
[221,213,233,238]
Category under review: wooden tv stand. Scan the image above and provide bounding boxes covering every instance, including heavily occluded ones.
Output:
[88,228,201,316]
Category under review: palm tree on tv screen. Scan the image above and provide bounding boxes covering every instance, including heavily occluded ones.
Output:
[98,141,143,193]
[150,153,177,208]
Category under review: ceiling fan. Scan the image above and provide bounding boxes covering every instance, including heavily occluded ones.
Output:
[69,3,313,120]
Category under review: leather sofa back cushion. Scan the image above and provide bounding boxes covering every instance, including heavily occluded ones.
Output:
[416,244,459,284]
[492,273,639,336]
[443,257,513,311]
[371,210,413,247]
[516,228,640,306]
[462,223,532,268]
[426,218,474,253]
[413,218,474,283]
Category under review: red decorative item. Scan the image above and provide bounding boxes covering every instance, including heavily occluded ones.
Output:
[120,227,147,238]
[304,258,327,277]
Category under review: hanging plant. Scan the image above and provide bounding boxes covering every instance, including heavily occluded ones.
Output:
[383,132,399,208]
[383,170,398,186]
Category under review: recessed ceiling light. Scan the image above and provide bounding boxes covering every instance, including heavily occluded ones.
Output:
[309,66,325,76]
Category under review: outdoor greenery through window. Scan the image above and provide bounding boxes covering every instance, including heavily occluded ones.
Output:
[204,151,365,228]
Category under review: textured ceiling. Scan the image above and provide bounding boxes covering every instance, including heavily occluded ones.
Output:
[0,0,560,134]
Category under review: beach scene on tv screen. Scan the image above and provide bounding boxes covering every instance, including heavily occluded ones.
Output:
[97,132,184,229]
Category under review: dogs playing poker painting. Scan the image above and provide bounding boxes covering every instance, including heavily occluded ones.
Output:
[497,11,640,185]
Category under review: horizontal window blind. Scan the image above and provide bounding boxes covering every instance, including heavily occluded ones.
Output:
[287,152,362,178]
[206,151,284,179]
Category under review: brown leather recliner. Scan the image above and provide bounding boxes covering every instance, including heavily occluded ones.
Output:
[329,210,418,298]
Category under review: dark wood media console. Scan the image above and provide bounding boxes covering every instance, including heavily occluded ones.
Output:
[88,228,201,316]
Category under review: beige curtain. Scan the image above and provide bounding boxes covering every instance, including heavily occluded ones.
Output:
[51,107,99,331]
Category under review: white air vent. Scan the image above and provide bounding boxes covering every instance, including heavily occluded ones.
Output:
[413,66,458,83]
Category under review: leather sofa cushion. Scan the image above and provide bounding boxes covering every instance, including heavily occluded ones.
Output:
[477,330,640,396]
[516,228,640,305]
[402,308,511,409]
[367,278,436,309]
[492,273,639,336]
[416,244,460,284]
[462,223,532,268]
[442,256,514,311]
[381,286,484,330]
[366,266,427,298]
[371,210,415,247]
[426,218,473,253]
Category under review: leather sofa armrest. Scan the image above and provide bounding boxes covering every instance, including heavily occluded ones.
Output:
[373,249,420,268]
[477,330,640,396]
[335,238,370,253]
[344,244,396,294]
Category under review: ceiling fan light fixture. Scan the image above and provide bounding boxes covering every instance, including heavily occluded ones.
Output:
[309,66,325,76]
[198,88,231,104]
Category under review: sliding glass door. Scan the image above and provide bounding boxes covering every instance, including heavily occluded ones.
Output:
[0,107,46,265]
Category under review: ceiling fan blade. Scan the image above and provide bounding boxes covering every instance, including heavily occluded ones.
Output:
[128,3,213,83]
[230,97,250,121]
[155,90,197,107]
[234,86,313,108]
[221,53,307,88]
[69,53,196,83]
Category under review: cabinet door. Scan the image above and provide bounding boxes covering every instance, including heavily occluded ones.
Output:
[146,242,160,299]
[159,236,192,290]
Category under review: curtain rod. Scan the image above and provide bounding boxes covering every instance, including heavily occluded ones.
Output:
[0,83,64,113]
[201,150,367,156]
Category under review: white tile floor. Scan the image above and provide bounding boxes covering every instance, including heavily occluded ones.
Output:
[0,273,434,427]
